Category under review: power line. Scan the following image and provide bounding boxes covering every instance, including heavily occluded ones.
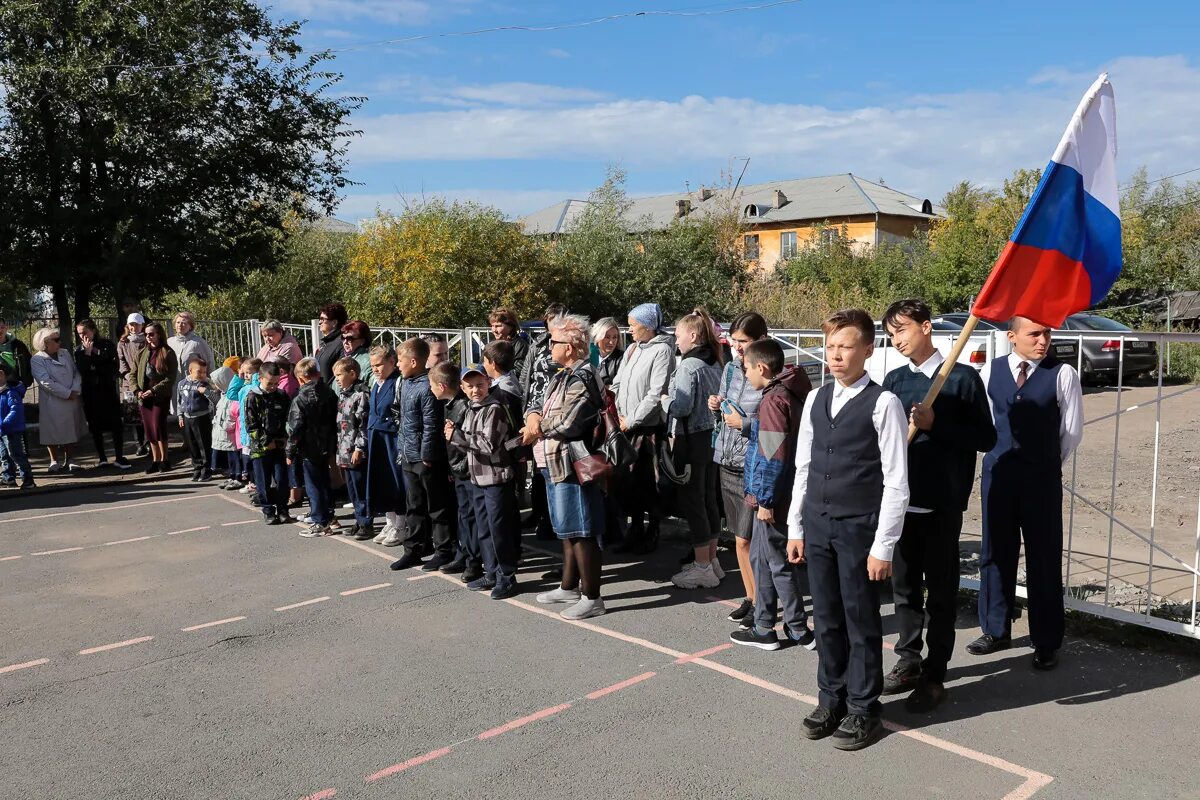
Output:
[1121,166,1200,190]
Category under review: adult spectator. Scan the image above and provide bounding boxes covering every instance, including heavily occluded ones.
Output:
[314,303,349,383]
[591,317,624,388]
[168,311,214,417]
[135,322,179,473]
[611,302,675,554]
[74,319,131,470]
[341,320,373,387]
[257,319,304,364]
[117,313,149,455]
[519,303,567,540]
[30,327,86,473]
[489,308,528,381]
[423,333,449,368]
[531,314,607,620]
[0,313,33,388]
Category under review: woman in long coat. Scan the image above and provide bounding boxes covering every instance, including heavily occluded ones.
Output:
[30,327,87,473]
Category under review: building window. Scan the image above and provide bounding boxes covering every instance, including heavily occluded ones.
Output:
[780,231,797,259]
[743,234,760,260]
[819,227,840,247]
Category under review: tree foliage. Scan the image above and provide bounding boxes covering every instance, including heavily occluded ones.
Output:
[0,0,359,329]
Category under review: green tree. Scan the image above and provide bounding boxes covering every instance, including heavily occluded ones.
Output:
[0,0,359,332]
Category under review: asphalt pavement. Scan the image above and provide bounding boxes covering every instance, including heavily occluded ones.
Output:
[2,480,1198,800]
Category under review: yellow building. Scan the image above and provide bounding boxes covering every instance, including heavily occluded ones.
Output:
[521,173,943,269]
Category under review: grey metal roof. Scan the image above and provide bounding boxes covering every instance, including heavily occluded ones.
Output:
[309,217,359,234]
[519,174,945,235]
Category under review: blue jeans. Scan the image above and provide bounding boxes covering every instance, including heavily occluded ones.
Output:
[0,433,32,482]
[251,450,290,518]
[343,465,370,526]
[469,481,518,580]
[301,458,332,525]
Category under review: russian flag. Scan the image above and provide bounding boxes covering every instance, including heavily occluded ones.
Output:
[972,74,1121,328]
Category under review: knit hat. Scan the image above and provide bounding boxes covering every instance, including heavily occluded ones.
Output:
[222,355,242,371]
[628,302,663,333]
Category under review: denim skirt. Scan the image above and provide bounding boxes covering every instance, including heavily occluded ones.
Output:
[542,468,605,540]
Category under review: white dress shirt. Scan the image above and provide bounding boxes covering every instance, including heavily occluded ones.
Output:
[785,372,910,562]
[982,352,1083,465]
[905,350,944,514]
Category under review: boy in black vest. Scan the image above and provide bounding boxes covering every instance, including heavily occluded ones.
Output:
[881,299,996,712]
[968,316,1082,671]
[786,308,909,751]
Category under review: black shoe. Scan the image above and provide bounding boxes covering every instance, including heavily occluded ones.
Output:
[467,575,497,591]
[114,458,133,471]
[966,633,1011,656]
[783,624,816,650]
[191,471,202,482]
[462,562,484,583]
[145,462,160,475]
[250,496,263,507]
[136,443,150,457]
[904,679,946,713]
[352,525,376,541]
[831,714,884,751]
[0,478,15,487]
[883,663,922,695]
[490,579,519,600]
[422,553,452,572]
[739,612,756,629]
[441,557,467,574]
[1032,649,1059,671]
[277,514,296,525]
[801,706,846,740]
[199,469,212,481]
[265,515,282,526]
[729,627,780,651]
[159,460,172,471]
[20,478,36,490]
[727,598,754,622]
[389,549,424,571]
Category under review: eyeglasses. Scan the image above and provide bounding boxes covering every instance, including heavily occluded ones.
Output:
[550,339,572,347]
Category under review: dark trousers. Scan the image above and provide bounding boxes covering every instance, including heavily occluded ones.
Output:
[979,464,1065,652]
[251,450,289,518]
[892,509,963,682]
[621,432,661,538]
[530,467,549,526]
[366,431,404,518]
[751,515,809,633]
[183,416,212,472]
[0,433,33,481]
[455,480,480,565]
[211,448,234,475]
[84,395,125,461]
[400,462,454,557]
[677,430,720,547]
[343,465,370,526]
[470,481,519,580]
[302,458,332,525]
[805,510,884,718]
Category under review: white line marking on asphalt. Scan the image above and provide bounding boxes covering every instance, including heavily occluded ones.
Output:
[79,636,154,655]
[181,616,247,632]
[220,520,255,527]
[0,658,49,674]
[1,494,218,525]
[274,596,330,612]
[104,536,158,546]
[0,555,22,561]
[165,526,211,535]
[339,583,391,596]
[30,547,85,555]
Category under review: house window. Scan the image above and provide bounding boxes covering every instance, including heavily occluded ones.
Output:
[743,234,760,260]
[780,231,798,259]
[819,227,840,247]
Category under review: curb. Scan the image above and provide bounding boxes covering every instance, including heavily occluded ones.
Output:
[1,470,189,499]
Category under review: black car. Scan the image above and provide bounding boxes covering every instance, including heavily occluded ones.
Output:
[1060,313,1158,381]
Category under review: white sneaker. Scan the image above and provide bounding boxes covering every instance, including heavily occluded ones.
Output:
[372,523,394,544]
[342,501,354,509]
[238,485,253,494]
[380,529,405,547]
[536,586,582,605]
[672,562,720,590]
[561,596,606,620]
[711,559,726,581]
[300,513,314,524]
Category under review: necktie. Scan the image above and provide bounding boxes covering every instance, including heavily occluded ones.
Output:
[1016,361,1029,389]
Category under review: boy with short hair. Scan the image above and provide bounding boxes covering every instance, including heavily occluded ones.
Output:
[730,338,814,652]
[430,361,483,582]
[287,357,339,538]
[177,358,215,482]
[389,337,453,571]
[245,362,293,525]
[333,357,373,541]
[367,346,406,545]
[446,366,520,599]
[234,358,264,496]
[0,362,35,489]
[786,308,909,751]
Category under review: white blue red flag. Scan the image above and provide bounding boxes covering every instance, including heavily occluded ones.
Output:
[972,74,1121,327]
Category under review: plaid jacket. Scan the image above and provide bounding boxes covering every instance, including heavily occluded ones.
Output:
[448,394,514,487]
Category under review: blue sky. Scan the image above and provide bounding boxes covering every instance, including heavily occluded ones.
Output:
[270,0,1200,221]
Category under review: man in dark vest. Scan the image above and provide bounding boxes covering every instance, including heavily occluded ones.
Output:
[881,299,996,712]
[786,308,909,751]
[967,315,1082,670]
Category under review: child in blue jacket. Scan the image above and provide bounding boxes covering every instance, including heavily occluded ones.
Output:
[0,362,35,489]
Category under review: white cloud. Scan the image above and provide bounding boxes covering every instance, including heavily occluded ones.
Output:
[275,0,434,25]
[366,74,608,107]
[348,56,1200,199]
[546,48,571,59]
[335,188,592,221]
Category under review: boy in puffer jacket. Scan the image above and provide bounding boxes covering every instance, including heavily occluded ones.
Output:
[733,338,814,653]
[244,362,292,524]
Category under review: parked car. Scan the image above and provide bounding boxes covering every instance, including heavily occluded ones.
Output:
[937,312,1079,366]
[1060,313,1158,381]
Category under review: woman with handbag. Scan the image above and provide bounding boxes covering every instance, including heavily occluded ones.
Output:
[134,322,179,473]
[531,314,608,620]
[662,309,725,590]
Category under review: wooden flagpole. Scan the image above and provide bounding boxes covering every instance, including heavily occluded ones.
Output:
[906,313,982,443]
